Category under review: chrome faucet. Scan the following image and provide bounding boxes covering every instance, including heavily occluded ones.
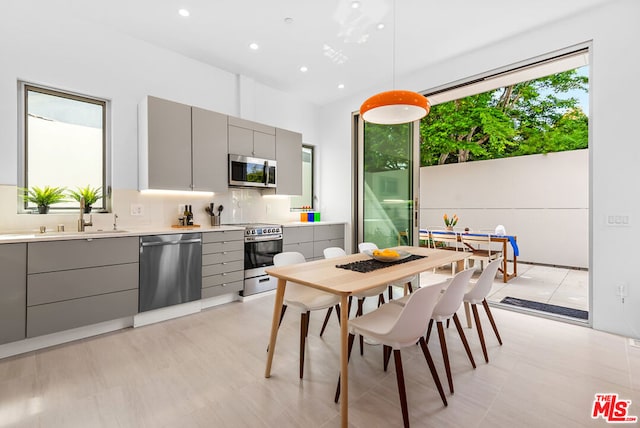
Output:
[78,197,93,232]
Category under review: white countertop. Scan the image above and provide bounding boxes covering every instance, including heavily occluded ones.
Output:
[0,225,245,244]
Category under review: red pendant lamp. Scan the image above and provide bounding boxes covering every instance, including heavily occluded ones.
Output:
[360,0,430,124]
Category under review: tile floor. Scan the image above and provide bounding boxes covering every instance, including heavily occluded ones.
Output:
[1,280,637,428]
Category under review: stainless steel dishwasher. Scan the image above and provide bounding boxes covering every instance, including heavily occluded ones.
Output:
[139,233,202,312]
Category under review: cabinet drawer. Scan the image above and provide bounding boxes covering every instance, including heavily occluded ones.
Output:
[203,260,243,276]
[313,239,345,259]
[313,224,344,241]
[203,250,244,265]
[27,263,139,306]
[203,240,244,255]
[283,242,314,260]
[202,270,244,288]
[27,289,138,338]
[283,226,313,245]
[202,280,243,299]
[203,230,244,244]
[28,237,138,274]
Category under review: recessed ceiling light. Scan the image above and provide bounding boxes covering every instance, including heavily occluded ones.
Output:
[351,1,361,9]
[284,17,294,24]
[338,84,345,89]
[249,42,259,50]
[299,66,308,73]
[178,9,190,17]
[377,23,385,30]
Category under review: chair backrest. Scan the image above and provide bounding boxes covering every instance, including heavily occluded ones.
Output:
[460,233,494,256]
[323,247,346,259]
[358,242,378,253]
[385,284,443,345]
[273,251,306,267]
[430,230,462,251]
[464,258,502,304]
[432,267,476,319]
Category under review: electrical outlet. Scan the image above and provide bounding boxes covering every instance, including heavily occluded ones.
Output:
[130,203,144,216]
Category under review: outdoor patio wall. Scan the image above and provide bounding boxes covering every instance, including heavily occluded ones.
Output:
[419,149,588,269]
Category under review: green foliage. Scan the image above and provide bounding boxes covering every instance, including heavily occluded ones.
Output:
[420,68,589,166]
[20,185,67,207]
[68,185,102,205]
[363,122,412,172]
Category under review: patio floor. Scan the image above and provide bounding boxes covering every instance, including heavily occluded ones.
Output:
[420,261,589,321]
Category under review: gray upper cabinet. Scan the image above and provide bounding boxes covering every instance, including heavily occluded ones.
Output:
[140,96,192,191]
[139,96,229,192]
[0,243,26,345]
[275,128,302,195]
[192,107,228,192]
[228,116,276,159]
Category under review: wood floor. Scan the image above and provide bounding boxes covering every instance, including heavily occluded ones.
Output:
[1,290,638,427]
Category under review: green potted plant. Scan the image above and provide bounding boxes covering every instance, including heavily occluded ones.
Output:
[68,185,102,213]
[20,185,67,214]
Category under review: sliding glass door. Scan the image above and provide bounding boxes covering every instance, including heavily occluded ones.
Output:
[354,115,420,249]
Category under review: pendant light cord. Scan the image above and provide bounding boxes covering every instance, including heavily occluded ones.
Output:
[392,0,396,89]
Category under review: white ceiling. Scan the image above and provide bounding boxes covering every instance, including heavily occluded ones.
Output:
[63,0,611,106]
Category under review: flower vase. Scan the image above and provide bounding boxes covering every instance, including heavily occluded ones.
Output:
[445,226,453,231]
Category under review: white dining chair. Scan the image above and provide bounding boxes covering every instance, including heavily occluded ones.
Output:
[358,242,418,298]
[334,284,448,427]
[425,267,477,394]
[272,251,341,378]
[463,258,503,363]
[324,246,387,355]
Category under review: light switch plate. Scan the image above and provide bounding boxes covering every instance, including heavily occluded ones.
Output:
[606,214,630,227]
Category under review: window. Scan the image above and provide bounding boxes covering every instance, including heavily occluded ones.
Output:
[20,83,109,212]
[290,145,314,209]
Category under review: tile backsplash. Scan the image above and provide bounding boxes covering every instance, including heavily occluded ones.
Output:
[0,185,297,233]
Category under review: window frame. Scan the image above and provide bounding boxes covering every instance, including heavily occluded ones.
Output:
[18,82,111,213]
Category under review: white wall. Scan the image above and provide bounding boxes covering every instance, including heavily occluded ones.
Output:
[319,0,640,337]
[420,150,589,268]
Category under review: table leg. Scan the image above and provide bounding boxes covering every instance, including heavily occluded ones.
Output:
[265,278,287,378]
[340,294,349,428]
[464,302,472,328]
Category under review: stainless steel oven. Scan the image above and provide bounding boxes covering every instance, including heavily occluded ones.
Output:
[240,224,283,296]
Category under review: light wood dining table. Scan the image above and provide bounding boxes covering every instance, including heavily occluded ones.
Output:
[264,246,470,428]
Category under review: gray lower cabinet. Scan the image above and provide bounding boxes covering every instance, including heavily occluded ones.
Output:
[202,230,244,298]
[26,237,139,338]
[0,243,26,345]
[283,224,345,260]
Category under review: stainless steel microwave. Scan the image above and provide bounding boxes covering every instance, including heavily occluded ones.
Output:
[228,154,277,188]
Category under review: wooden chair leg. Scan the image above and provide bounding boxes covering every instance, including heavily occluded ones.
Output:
[357,298,365,355]
[300,312,309,378]
[383,345,392,371]
[452,313,476,369]
[319,307,332,337]
[482,299,503,345]
[426,319,434,342]
[472,304,489,363]
[393,350,410,428]
[378,293,385,307]
[335,333,356,403]
[388,285,394,301]
[418,337,448,407]
[406,281,413,293]
[437,321,454,394]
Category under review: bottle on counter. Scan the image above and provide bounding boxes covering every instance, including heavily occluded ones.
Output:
[183,204,190,226]
[187,205,194,225]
